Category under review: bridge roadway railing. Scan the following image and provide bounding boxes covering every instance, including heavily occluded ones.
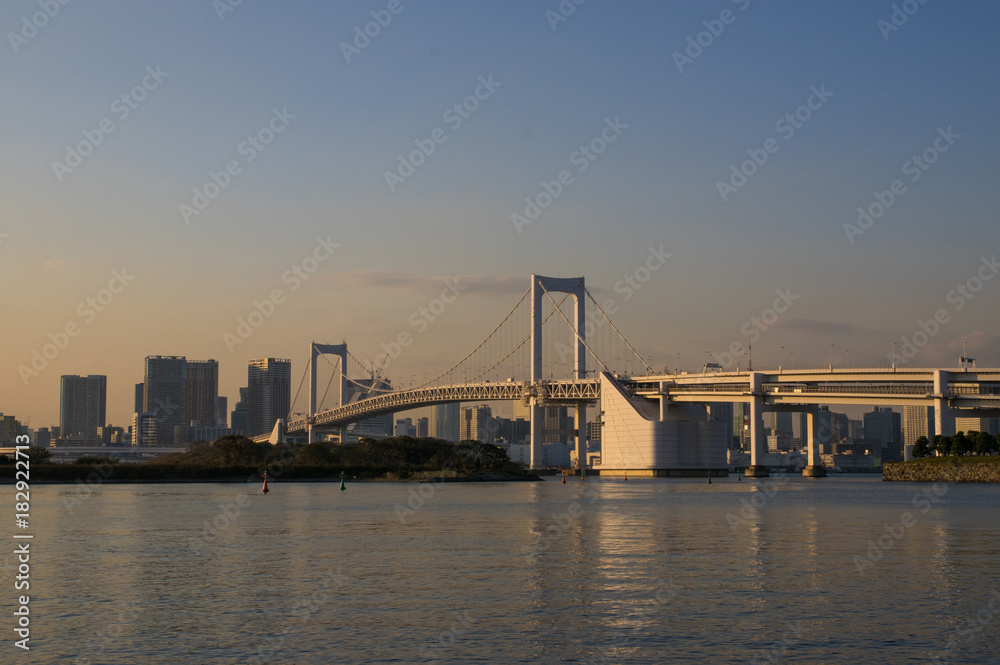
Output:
[287,372,1000,435]
[287,379,601,433]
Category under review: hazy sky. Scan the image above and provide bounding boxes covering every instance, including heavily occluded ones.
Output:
[3,0,999,428]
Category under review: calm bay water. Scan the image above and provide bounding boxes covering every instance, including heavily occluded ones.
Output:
[7,475,1000,664]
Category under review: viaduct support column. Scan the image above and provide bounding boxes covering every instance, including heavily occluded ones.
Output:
[745,372,769,478]
[802,406,826,477]
[933,370,955,439]
[530,276,544,470]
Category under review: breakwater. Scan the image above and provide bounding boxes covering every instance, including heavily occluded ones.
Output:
[883,461,1000,483]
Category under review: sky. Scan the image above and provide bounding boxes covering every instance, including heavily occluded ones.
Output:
[2,0,999,429]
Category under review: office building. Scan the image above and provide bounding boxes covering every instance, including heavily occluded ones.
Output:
[460,405,493,442]
[864,407,903,462]
[394,418,417,437]
[231,388,249,436]
[903,406,935,446]
[248,358,292,438]
[134,383,144,414]
[416,417,429,438]
[215,396,228,428]
[431,403,460,442]
[186,359,219,427]
[342,376,393,440]
[144,356,188,445]
[59,375,107,440]
[132,412,159,446]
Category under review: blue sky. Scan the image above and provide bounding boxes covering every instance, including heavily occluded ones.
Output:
[3,0,999,427]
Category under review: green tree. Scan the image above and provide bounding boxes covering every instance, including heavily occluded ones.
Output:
[952,431,972,456]
[971,431,993,456]
[933,435,951,457]
[28,447,51,464]
[912,436,931,459]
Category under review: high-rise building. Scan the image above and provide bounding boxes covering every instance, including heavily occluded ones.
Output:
[342,377,393,440]
[460,405,492,442]
[144,356,188,445]
[432,403,460,442]
[955,416,998,435]
[186,359,219,427]
[35,428,51,447]
[132,412,159,447]
[416,417,429,438]
[394,418,417,437]
[247,358,291,438]
[864,407,903,462]
[59,375,107,440]
[134,383,144,414]
[231,388,249,436]
[903,406,935,446]
[215,396,228,428]
[587,420,601,443]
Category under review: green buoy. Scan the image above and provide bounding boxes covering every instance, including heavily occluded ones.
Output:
[707,472,712,484]
[340,471,346,491]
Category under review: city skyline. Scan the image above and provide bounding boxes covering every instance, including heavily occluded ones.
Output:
[3,1,999,428]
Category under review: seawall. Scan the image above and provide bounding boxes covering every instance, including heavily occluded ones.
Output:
[883,461,1000,483]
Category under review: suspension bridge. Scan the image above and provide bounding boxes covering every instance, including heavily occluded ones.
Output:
[257,274,1000,477]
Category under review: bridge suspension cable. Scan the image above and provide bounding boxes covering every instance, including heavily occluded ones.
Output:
[584,287,654,374]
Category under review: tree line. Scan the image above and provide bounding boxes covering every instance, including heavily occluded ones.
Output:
[911,431,1000,458]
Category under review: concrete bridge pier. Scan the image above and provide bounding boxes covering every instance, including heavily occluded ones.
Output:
[745,372,769,478]
[933,369,956,438]
[801,407,826,477]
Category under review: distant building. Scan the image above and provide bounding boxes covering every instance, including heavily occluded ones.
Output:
[416,417,429,438]
[394,418,417,437]
[903,406,935,447]
[1,415,22,443]
[342,377,392,441]
[132,412,159,446]
[460,405,492,442]
[247,358,291,438]
[186,359,219,427]
[190,425,234,443]
[98,426,125,445]
[134,383,144,414]
[144,356,188,445]
[60,375,107,441]
[231,388,249,436]
[955,416,999,435]
[215,396,228,428]
[35,428,51,447]
[864,407,903,462]
[587,420,601,443]
[431,403,460,442]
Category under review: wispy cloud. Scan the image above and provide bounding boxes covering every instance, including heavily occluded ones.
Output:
[328,272,525,296]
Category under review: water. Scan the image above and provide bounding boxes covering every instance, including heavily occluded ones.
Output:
[8,475,1000,664]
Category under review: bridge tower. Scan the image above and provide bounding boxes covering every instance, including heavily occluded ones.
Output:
[530,275,588,471]
[309,342,348,443]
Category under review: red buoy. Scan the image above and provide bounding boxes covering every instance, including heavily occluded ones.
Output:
[262,471,270,495]
[624,472,628,481]
[562,474,566,484]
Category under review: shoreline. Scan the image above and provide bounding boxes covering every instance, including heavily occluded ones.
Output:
[883,459,1000,483]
